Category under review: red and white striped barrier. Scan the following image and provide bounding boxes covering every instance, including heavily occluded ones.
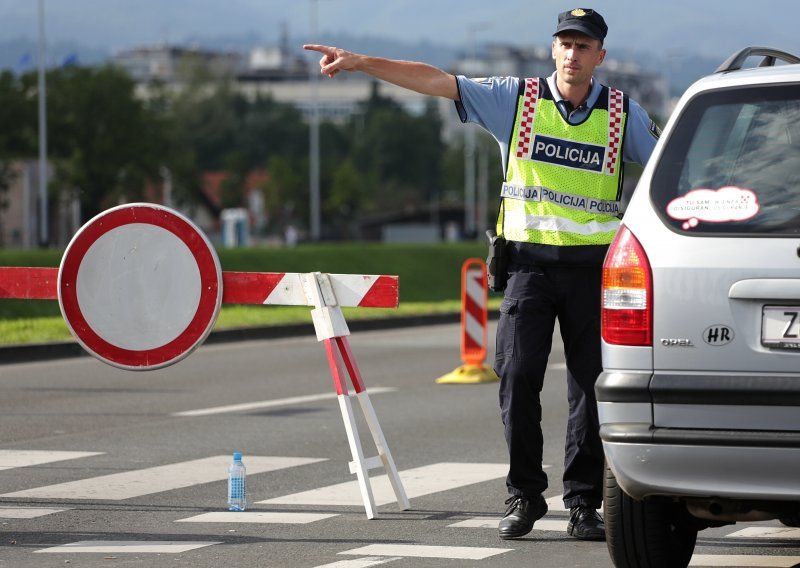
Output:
[0,269,397,307]
[461,259,489,366]
[436,258,499,384]
[222,271,397,308]
[0,203,407,519]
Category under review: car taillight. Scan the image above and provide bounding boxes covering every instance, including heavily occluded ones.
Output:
[602,225,652,346]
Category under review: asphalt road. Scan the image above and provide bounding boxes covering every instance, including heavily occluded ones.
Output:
[1,322,798,568]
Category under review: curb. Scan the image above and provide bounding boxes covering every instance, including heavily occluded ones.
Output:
[0,312,468,366]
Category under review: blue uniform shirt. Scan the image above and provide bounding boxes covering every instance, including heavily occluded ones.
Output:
[454,71,659,175]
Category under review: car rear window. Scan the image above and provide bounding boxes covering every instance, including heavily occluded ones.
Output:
[651,83,800,235]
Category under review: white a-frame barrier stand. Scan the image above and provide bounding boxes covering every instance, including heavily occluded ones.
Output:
[302,272,410,519]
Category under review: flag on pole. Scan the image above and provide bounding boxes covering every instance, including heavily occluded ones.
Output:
[61,53,78,67]
[14,53,32,74]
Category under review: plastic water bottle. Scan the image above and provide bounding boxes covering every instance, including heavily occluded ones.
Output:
[227,452,246,511]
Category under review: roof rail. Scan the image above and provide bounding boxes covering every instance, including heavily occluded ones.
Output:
[715,46,800,73]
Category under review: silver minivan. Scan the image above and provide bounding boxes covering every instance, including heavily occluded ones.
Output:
[597,47,800,567]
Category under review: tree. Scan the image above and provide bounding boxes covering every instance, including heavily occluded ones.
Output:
[0,71,37,245]
[165,65,310,216]
[45,65,166,221]
[260,154,305,236]
[218,151,249,210]
[326,159,369,239]
[348,83,445,214]
[0,71,36,158]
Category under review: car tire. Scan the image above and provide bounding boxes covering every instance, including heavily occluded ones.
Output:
[604,464,698,568]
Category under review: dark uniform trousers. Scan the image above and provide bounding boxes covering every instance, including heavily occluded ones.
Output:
[494,261,605,509]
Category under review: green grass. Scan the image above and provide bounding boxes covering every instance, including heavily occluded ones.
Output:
[0,242,501,345]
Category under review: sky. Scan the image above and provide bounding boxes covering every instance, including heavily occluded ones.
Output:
[1,1,799,68]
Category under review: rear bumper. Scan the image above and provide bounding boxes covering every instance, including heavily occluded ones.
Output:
[597,370,800,501]
[596,370,800,405]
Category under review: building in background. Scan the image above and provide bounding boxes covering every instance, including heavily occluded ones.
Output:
[113,44,243,85]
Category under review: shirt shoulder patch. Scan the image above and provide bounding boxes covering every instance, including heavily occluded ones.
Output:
[648,119,662,139]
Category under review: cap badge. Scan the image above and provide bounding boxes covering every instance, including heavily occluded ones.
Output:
[571,8,587,17]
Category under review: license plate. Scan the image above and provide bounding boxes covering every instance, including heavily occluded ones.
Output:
[762,306,800,349]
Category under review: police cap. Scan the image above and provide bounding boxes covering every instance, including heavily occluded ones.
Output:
[554,8,608,42]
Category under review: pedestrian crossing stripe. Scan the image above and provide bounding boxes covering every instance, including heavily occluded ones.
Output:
[727,526,800,540]
[34,541,221,554]
[258,462,507,507]
[0,455,326,500]
[447,517,568,532]
[0,506,70,519]
[0,450,103,471]
[545,495,603,513]
[313,558,401,568]
[176,511,338,524]
[339,544,511,560]
[688,554,800,567]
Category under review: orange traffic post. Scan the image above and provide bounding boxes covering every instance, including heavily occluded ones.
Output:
[436,258,499,384]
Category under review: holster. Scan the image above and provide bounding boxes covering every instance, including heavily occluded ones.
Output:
[486,229,509,292]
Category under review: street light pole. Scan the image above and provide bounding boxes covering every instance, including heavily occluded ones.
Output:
[308,0,321,241]
[37,0,49,247]
[477,139,488,235]
[464,125,476,238]
[463,22,492,239]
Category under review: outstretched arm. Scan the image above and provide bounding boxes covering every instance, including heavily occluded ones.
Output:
[303,44,460,101]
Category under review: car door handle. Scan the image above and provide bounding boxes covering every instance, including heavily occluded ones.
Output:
[728,279,800,300]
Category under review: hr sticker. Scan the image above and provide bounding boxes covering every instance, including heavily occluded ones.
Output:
[666,186,760,230]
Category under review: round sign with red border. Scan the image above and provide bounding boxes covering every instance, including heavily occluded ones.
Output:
[58,203,223,370]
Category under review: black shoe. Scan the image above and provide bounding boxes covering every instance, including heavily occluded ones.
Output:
[567,506,605,541]
[498,495,548,540]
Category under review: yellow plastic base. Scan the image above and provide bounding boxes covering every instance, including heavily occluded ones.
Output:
[435,364,500,384]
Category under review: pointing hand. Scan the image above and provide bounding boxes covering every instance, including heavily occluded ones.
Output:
[303,44,357,78]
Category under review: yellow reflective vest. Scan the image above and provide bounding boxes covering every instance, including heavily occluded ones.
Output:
[497,78,628,249]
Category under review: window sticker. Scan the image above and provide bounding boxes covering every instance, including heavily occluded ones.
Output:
[666,186,760,230]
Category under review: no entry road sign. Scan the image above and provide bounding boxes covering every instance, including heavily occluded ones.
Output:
[57,203,223,371]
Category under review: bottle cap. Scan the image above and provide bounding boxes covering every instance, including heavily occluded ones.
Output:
[233,452,242,461]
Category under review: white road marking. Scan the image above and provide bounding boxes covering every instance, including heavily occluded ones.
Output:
[0,450,103,471]
[312,557,401,568]
[0,455,326,500]
[339,544,511,560]
[259,462,507,507]
[34,541,221,554]
[545,495,603,513]
[447,517,568,532]
[0,506,70,519]
[727,526,800,539]
[689,555,800,567]
[546,495,567,512]
[175,511,338,524]
[172,387,397,417]
[447,517,502,529]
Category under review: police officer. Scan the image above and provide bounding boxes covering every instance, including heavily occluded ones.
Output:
[305,7,659,542]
